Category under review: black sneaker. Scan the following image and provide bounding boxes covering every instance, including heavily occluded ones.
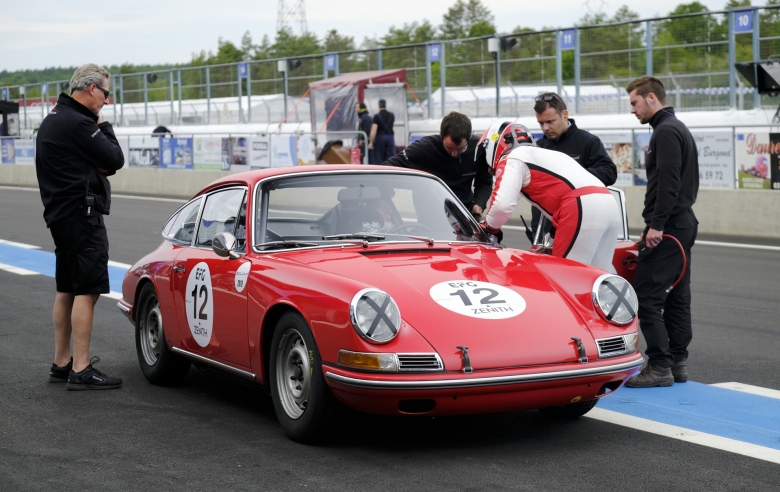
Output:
[49,358,73,383]
[67,357,122,391]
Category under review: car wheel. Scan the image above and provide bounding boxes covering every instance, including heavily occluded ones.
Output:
[538,398,598,419]
[269,312,335,442]
[135,283,191,386]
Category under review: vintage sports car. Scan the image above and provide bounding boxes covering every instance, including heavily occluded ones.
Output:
[119,165,643,441]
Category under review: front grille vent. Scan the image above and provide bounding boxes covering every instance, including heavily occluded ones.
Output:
[397,353,444,372]
[596,336,627,358]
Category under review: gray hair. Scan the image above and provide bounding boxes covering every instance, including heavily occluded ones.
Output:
[69,64,110,93]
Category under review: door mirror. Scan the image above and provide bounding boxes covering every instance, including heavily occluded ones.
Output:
[213,232,242,259]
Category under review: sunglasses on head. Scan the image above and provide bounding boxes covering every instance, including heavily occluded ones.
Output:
[535,93,561,103]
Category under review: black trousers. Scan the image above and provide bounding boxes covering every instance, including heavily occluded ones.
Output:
[634,209,698,369]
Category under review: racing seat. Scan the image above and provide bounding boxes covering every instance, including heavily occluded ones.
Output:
[333,186,385,234]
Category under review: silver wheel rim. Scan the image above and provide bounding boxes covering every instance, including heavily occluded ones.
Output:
[140,296,163,366]
[275,328,311,419]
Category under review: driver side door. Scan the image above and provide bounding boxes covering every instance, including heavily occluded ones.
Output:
[172,187,252,369]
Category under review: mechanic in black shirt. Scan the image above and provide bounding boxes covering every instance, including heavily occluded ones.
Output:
[623,76,699,389]
[532,92,617,237]
[355,102,372,163]
[368,99,395,164]
[35,63,124,391]
[381,111,492,218]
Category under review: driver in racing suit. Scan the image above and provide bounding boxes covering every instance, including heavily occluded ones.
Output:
[476,122,621,272]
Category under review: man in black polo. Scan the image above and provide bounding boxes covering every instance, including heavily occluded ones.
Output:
[623,76,699,388]
[381,111,492,219]
[36,63,124,390]
[532,92,617,237]
[368,99,395,164]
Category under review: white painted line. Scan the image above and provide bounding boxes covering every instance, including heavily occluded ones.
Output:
[586,408,780,465]
[711,382,780,401]
[113,194,186,203]
[108,260,132,269]
[0,185,186,203]
[0,239,41,249]
[628,235,780,252]
[101,291,123,300]
[0,262,40,276]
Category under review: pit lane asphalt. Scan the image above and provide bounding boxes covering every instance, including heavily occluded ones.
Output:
[1,186,778,491]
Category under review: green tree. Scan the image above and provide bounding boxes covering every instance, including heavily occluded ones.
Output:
[440,0,495,39]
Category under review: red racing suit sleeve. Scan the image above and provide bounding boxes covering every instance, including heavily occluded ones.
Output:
[485,155,528,231]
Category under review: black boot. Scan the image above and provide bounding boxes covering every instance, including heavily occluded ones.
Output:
[672,360,688,383]
[625,364,674,388]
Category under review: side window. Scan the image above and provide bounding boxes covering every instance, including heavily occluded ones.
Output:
[162,198,202,245]
[195,188,246,248]
[234,193,248,251]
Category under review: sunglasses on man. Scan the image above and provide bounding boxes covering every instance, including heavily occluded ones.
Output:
[92,84,110,99]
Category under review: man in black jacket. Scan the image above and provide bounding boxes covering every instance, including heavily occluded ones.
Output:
[623,76,699,388]
[36,63,125,391]
[532,92,617,236]
[369,99,396,164]
[381,111,492,218]
[355,102,372,163]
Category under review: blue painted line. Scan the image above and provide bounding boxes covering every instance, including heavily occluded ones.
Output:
[0,243,128,293]
[600,382,780,450]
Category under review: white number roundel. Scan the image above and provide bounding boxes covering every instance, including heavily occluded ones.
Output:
[185,262,214,347]
[429,280,526,319]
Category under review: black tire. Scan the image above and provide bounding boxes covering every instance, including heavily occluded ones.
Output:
[538,398,598,419]
[135,283,191,386]
[269,312,335,443]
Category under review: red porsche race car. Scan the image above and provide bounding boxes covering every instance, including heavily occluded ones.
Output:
[119,165,643,442]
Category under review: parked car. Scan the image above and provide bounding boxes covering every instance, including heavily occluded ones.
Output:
[119,165,643,442]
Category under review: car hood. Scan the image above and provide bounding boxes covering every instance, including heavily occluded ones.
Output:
[286,245,597,372]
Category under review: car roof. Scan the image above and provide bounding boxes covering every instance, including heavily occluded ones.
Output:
[196,165,433,196]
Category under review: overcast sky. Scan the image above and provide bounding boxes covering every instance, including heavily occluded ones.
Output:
[1,0,738,72]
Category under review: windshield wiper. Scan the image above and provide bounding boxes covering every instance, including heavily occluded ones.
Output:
[384,234,435,246]
[256,240,320,250]
[322,233,386,241]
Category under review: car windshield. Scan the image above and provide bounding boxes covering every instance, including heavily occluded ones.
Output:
[254,171,491,249]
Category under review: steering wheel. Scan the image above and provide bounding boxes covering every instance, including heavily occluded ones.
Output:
[387,223,435,235]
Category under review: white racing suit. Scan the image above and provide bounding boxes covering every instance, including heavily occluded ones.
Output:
[485,146,621,272]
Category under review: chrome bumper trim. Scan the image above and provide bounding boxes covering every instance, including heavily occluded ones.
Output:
[116,301,131,314]
[325,355,644,390]
[171,346,256,381]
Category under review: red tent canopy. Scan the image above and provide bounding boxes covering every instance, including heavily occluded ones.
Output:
[308,68,407,102]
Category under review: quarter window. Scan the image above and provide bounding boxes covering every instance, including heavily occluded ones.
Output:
[162,198,202,244]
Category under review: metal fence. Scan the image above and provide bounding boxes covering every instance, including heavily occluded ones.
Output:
[3,6,780,130]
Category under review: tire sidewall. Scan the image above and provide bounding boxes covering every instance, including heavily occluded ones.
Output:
[135,282,189,384]
[269,312,331,441]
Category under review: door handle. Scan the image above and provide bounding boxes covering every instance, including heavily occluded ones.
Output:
[173,265,186,273]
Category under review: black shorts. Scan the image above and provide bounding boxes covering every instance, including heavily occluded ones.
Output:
[50,214,110,295]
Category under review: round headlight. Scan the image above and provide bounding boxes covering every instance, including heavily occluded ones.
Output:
[592,274,638,326]
[350,288,401,344]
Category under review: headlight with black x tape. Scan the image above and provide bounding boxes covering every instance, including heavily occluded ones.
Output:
[592,274,638,326]
[350,288,402,344]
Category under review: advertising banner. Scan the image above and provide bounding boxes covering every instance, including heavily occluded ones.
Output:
[229,137,250,172]
[128,136,160,167]
[633,132,651,186]
[296,135,316,165]
[14,139,35,165]
[735,132,773,189]
[160,137,194,169]
[270,134,297,168]
[1,138,15,164]
[596,132,634,186]
[193,137,226,171]
[248,136,270,169]
[692,131,734,189]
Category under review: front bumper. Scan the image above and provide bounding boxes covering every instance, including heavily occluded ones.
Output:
[324,353,643,416]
